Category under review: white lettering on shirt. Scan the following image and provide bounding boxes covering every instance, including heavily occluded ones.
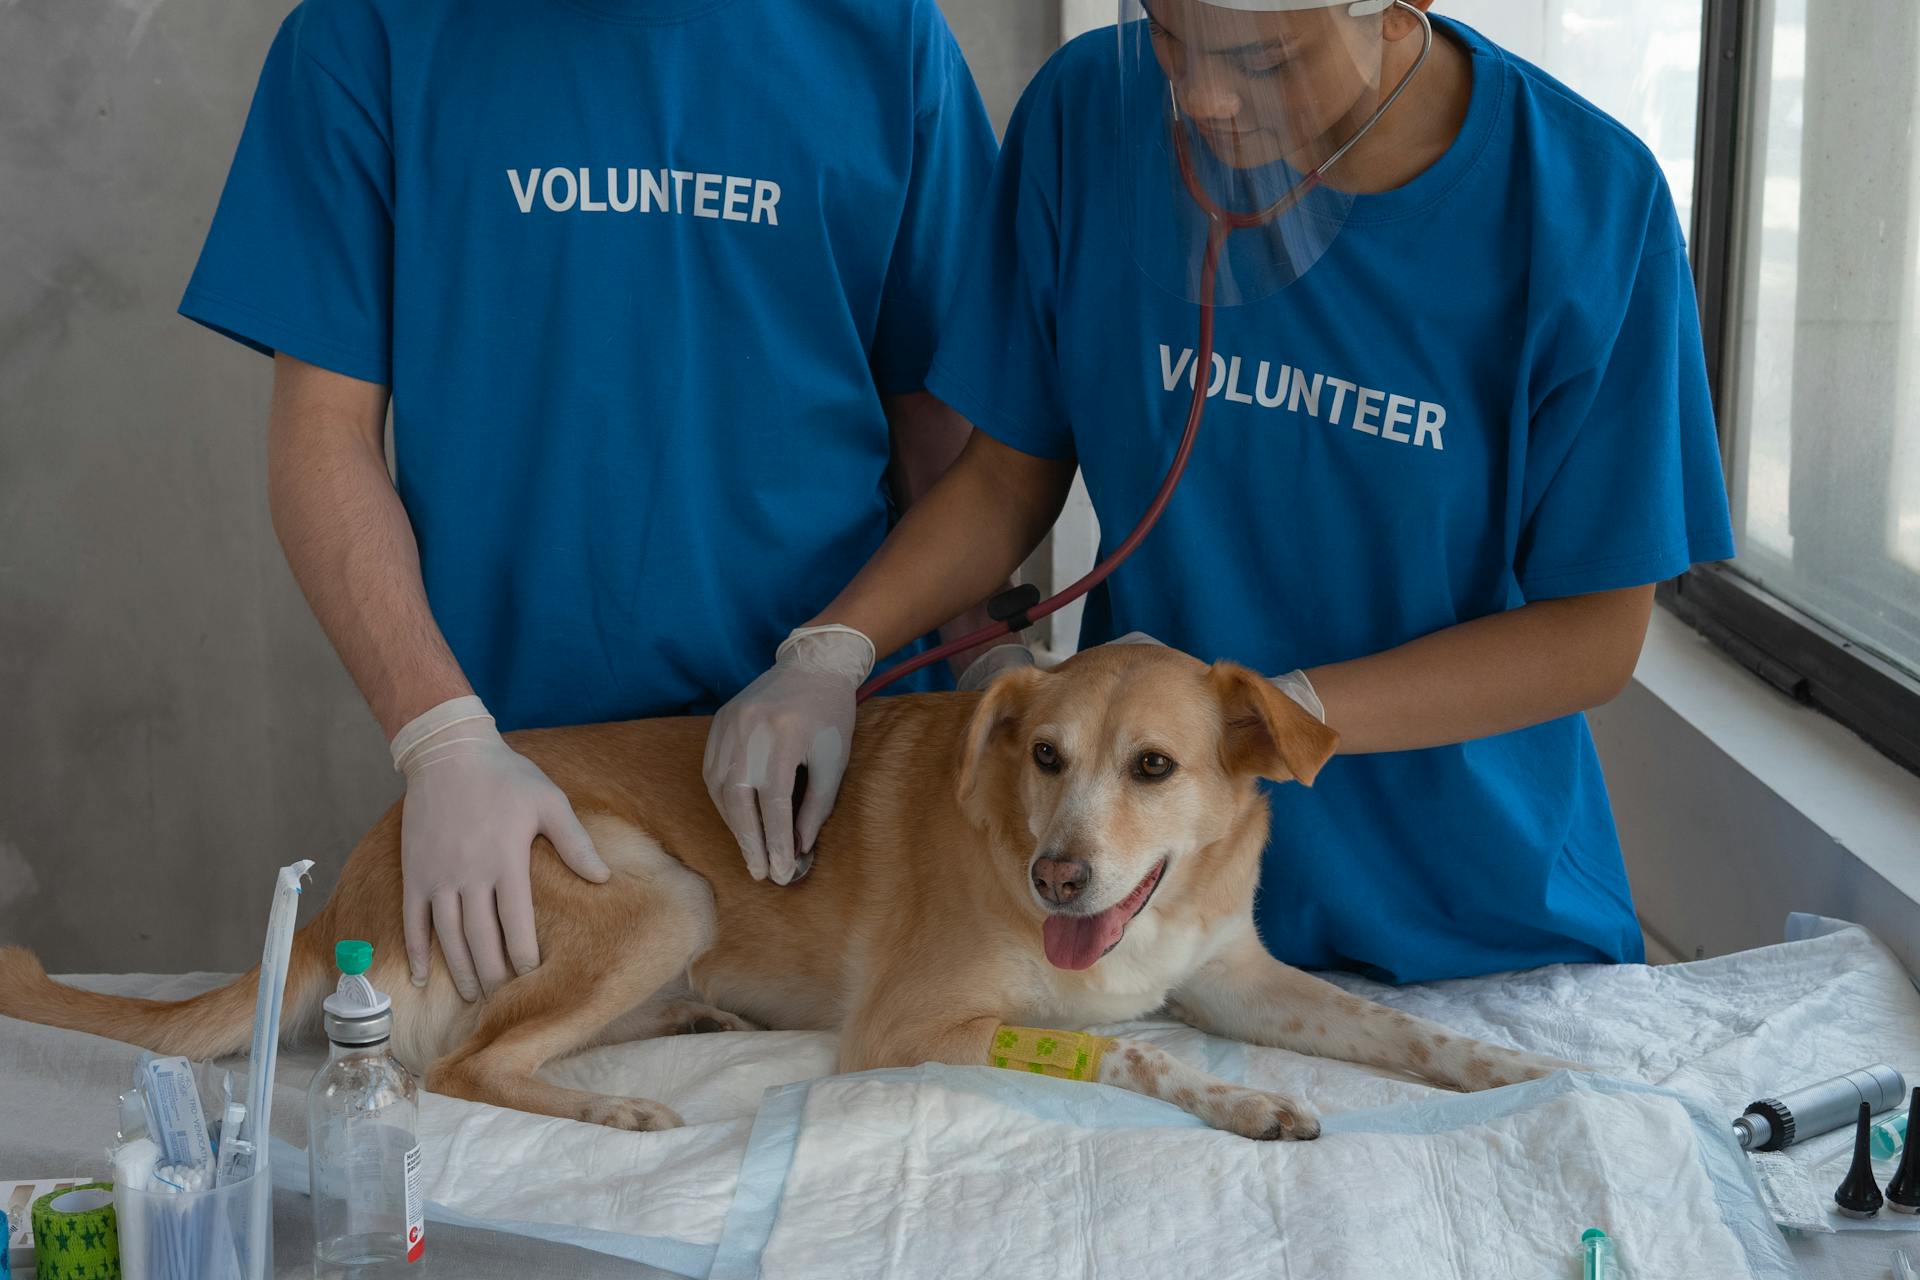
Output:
[508,169,539,213]
[1351,385,1384,435]
[1223,356,1255,405]
[641,169,669,213]
[542,167,578,212]
[1382,393,1416,443]
[1289,371,1323,418]
[1154,344,1450,452]
[1415,402,1447,450]
[609,168,638,213]
[507,168,785,227]
[752,180,781,226]
[1324,377,1357,426]
[1255,360,1289,408]
[577,168,607,212]
[723,175,752,222]
[1161,346,1195,392]
[693,172,722,218]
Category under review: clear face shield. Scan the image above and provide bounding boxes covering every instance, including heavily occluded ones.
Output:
[1116,0,1429,306]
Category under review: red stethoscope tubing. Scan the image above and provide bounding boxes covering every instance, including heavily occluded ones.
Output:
[855,143,1323,703]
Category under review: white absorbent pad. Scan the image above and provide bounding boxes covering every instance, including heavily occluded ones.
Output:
[271,917,1920,1278]
[708,1067,1797,1280]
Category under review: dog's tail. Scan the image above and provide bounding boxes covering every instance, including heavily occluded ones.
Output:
[0,920,334,1060]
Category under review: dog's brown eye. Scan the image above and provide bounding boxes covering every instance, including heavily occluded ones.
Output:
[1135,751,1176,781]
[1032,741,1062,773]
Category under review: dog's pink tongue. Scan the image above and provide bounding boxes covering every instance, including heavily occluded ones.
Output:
[1042,908,1128,971]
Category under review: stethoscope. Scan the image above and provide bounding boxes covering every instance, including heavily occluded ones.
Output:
[857,2,1433,702]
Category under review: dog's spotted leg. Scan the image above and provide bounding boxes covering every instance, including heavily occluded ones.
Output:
[845,1010,1319,1141]
[1099,1037,1319,1140]
[1170,930,1583,1092]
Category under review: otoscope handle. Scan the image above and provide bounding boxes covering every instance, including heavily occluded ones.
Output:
[1733,1064,1906,1152]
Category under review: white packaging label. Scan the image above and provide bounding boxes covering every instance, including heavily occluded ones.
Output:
[404,1143,425,1263]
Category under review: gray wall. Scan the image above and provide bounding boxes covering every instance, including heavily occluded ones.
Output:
[945,0,1058,135]
[0,0,1058,973]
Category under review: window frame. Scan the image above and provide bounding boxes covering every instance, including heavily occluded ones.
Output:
[1662,0,1920,778]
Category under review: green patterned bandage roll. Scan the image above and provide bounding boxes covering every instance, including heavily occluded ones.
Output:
[988,1025,1115,1081]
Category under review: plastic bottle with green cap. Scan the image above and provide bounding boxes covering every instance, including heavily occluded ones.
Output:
[309,940,424,1276]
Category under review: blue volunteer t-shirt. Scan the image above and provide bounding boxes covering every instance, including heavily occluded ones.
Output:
[927,18,1736,982]
[181,0,995,729]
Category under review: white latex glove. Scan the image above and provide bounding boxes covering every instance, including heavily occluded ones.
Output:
[704,625,875,885]
[1106,631,1325,722]
[391,696,611,1001]
[955,642,1038,692]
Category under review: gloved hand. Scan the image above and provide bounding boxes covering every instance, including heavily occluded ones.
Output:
[704,625,875,885]
[955,641,1038,692]
[392,695,611,1001]
[1106,632,1325,722]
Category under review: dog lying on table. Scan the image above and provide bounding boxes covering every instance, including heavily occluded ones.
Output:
[1,641,1573,1138]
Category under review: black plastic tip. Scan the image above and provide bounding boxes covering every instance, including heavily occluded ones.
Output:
[1835,1101,1885,1217]
[1888,1088,1920,1213]
[987,584,1042,634]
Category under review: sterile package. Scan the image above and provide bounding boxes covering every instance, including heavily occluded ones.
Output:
[136,1053,214,1176]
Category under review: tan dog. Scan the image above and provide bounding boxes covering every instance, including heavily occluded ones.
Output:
[0,643,1571,1139]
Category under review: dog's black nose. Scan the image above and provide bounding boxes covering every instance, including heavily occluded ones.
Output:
[1032,855,1090,906]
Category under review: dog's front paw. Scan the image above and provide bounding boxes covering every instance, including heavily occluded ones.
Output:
[577,1097,684,1132]
[1210,1087,1320,1141]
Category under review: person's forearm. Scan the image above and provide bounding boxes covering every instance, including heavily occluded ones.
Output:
[814,428,1076,658]
[1305,586,1657,754]
[884,393,1009,674]
[267,354,470,739]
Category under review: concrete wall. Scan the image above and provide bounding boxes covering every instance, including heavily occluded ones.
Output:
[0,0,397,974]
[0,0,1058,973]
[946,0,1058,135]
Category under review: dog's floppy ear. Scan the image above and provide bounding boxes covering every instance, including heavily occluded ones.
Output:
[956,664,1044,809]
[1207,662,1339,786]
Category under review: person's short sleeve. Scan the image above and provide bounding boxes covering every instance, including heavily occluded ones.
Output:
[1514,225,1736,600]
[178,6,394,385]
[923,57,1075,463]
[868,2,998,397]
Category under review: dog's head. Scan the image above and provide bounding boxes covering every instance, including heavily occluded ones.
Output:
[955,642,1337,971]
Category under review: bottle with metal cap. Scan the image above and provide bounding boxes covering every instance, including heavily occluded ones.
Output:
[308,940,424,1277]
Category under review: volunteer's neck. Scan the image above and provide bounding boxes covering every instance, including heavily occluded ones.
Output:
[1321,20,1471,195]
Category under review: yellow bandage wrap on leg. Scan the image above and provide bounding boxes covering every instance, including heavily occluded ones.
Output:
[988,1025,1116,1082]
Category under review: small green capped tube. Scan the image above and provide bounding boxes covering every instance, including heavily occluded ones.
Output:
[1582,1228,1620,1280]
[1875,1111,1909,1160]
